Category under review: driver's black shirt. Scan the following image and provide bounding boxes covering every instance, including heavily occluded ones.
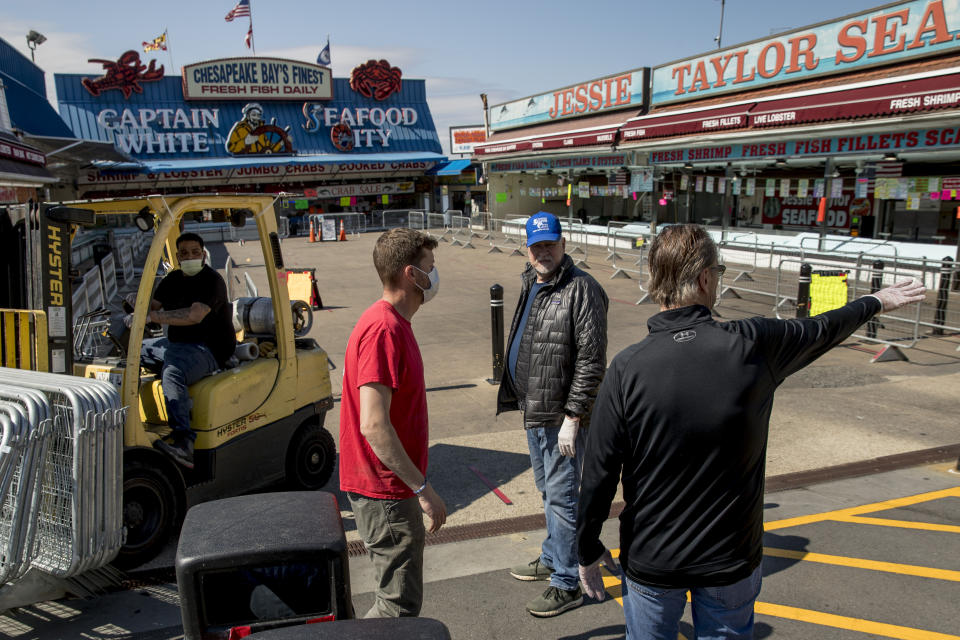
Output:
[154,265,235,367]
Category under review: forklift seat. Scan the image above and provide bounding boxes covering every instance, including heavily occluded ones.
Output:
[139,356,279,434]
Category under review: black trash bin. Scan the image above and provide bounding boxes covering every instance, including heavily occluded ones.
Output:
[176,491,354,640]
[246,617,451,639]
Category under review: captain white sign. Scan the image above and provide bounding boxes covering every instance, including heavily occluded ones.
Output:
[96,108,220,154]
[182,58,332,101]
[301,104,419,151]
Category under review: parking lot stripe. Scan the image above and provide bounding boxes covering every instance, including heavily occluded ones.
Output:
[832,515,960,534]
[753,601,960,639]
[764,487,960,531]
[763,547,960,581]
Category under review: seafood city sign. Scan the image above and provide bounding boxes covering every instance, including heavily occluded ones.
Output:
[652,0,960,105]
[182,57,332,100]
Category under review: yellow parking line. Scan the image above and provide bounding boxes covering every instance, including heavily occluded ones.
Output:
[832,515,960,534]
[763,547,960,581]
[765,487,960,531]
[754,601,960,639]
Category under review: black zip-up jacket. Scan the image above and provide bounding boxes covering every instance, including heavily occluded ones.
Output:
[496,255,609,427]
[577,297,882,588]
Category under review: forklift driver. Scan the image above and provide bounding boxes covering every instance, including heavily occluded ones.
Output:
[127,232,237,469]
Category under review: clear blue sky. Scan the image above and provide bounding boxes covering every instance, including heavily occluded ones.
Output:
[2,0,890,155]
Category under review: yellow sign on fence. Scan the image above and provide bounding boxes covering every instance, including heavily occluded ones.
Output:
[809,272,849,316]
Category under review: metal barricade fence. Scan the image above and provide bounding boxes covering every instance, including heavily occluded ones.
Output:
[486,217,526,257]
[604,223,649,280]
[370,209,414,231]
[562,218,591,269]
[0,370,123,581]
[774,258,925,351]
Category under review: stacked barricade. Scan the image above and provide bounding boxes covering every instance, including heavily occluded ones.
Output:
[0,369,124,581]
[371,209,414,231]
[485,216,526,257]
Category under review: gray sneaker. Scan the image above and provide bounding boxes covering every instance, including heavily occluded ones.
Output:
[509,557,554,581]
[526,585,584,617]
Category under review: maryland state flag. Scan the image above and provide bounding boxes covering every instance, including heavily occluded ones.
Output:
[142,31,167,52]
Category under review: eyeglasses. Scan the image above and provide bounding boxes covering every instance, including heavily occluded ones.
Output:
[711,264,727,276]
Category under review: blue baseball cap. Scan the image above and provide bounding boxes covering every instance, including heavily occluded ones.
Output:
[525,212,562,246]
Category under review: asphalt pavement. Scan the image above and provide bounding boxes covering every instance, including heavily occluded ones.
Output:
[1,228,958,638]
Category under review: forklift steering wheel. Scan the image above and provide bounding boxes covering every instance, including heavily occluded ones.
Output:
[290,300,313,337]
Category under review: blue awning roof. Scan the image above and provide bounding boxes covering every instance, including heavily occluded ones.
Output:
[92,152,448,174]
[429,158,472,175]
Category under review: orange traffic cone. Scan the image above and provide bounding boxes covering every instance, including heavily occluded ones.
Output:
[338,219,347,241]
[309,219,316,243]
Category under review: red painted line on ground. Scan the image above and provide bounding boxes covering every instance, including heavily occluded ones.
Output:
[843,344,881,355]
[468,465,513,505]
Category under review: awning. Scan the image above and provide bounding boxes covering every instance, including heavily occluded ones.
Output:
[0,71,75,139]
[474,109,635,157]
[429,159,471,175]
[751,73,960,128]
[93,152,448,174]
[22,134,132,165]
[0,157,58,185]
[620,103,754,142]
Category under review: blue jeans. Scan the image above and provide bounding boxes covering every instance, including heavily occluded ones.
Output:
[622,566,762,640]
[526,425,586,591]
[141,338,219,442]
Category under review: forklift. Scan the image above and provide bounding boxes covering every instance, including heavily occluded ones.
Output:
[16,194,337,568]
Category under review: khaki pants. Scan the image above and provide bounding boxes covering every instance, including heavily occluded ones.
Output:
[348,492,425,617]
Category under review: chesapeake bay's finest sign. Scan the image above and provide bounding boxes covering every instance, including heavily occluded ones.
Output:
[489,68,646,131]
[182,57,332,100]
[652,0,960,105]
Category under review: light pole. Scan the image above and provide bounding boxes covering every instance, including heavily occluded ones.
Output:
[26,30,46,62]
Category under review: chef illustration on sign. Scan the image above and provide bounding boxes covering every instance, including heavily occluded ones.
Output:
[226,103,294,155]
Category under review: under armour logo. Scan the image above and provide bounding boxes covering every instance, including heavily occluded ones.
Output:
[673,330,696,343]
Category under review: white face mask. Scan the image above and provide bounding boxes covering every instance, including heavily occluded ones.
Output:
[412,265,439,303]
[181,259,204,277]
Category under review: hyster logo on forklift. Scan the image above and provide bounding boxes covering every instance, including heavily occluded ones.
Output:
[39,194,337,571]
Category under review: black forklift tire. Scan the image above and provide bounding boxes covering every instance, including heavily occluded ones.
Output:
[285,419,336,491]
[115,460,182,569]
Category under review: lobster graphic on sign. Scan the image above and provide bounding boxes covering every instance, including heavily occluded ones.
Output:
[349,59,402,101]
[81,50,164,99]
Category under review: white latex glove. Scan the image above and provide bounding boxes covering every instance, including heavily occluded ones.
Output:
[558,415,579,458]
[123,313,135,329]
[868,279,926,312]
[579,548,619,601]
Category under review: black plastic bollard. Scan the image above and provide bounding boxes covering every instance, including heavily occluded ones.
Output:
[488,284,504,385]
[933,257,953,335]
[796,263,812,319]
[867,260,884,339]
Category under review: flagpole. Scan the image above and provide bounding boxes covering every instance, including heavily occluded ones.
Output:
[249,1,256,56]
[165,28,175,76]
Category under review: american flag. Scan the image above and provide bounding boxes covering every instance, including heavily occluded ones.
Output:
[609,169,629,185]
[245,24,253,49]
[873,161,903,177]
[225,0,250,22]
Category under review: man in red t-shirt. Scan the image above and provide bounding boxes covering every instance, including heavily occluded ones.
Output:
[339,227,447,618]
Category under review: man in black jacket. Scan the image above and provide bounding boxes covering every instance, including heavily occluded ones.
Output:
[497,212,608,617]
[576,223,925,639]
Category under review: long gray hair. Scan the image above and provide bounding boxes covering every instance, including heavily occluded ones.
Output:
[646,224,717,308]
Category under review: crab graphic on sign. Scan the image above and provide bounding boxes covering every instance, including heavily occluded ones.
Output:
[349,59,402,101]
[81,50,164,99]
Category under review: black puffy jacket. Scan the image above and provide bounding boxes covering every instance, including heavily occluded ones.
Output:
[496,254,608,428]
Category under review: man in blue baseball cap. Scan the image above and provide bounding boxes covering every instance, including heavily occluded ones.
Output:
[497,212,609,617]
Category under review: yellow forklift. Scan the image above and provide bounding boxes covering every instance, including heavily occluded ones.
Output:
[32,194,336,568]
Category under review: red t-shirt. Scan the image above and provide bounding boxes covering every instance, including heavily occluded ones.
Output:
[339,299,428,499]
